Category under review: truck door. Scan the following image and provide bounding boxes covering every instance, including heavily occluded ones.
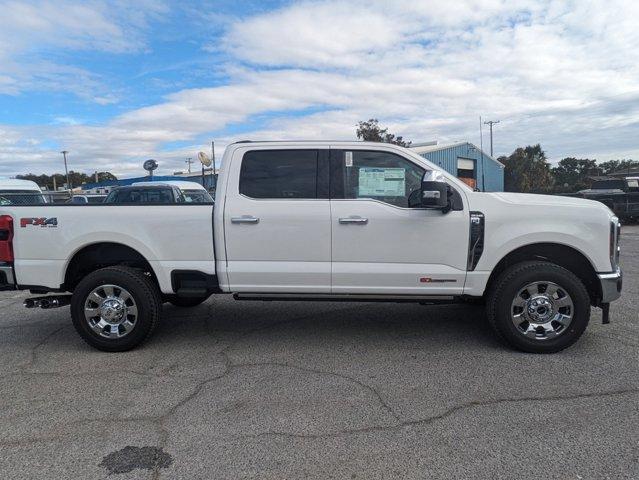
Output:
[329,148,469,295]
[223,148,331,292]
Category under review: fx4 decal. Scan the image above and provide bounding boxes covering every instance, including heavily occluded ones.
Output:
[20,217,58,228]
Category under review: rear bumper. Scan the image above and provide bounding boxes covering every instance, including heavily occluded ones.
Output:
[598,268,622,304]
[0,262,15,291]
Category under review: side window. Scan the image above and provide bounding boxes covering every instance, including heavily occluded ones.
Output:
[240,149,319,199]
[336,150,425,208]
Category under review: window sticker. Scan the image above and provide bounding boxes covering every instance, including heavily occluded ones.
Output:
[358,167,406,197]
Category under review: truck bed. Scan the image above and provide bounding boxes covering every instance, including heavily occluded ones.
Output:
[0,204,216,293]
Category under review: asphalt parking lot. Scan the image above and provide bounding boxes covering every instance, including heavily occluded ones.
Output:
[0,226,637,479]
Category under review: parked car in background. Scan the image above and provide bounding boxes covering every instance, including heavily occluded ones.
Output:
[67,195,107,204]
[0,179,47,205]
[104,184,184,204]
[567,176,639,222]
[132,181,214,203]
[104,182,213,205]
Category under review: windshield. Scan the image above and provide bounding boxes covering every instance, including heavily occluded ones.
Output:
[0,190,47,205]
[182,190,214,203]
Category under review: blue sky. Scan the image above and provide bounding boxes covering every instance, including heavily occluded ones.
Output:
[0,1,282,124]
[1,0,639,177]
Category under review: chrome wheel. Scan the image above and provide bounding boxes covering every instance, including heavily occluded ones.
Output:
[84,284,138,339]
[511,281,574,340]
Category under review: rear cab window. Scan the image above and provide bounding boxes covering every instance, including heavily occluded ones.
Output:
[239,149,328,199]
[182,190,214,203]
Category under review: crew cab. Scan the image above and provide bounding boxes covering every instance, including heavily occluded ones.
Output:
[0,141,623,353]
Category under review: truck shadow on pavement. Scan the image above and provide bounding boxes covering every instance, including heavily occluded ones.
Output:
[152,299,498,352]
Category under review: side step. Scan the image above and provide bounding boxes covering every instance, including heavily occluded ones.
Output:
[233,293,457,303]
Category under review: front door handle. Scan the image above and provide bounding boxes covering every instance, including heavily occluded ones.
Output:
[339,216,368,225]
[231,215,260,224]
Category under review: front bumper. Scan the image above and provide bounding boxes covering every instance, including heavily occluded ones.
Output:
[598,268,622,304]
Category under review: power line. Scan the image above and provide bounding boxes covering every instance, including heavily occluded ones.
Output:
[185,157,193,173]
[483,120,500,157]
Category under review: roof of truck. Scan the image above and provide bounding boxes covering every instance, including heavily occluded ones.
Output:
[132,181,206,190]
[0,178,42,191]
[231,140,401,145]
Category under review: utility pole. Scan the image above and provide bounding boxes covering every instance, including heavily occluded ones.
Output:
[211,141,216,176]
[483,120,500,157]
[185,157,193,173]
[60,150,72,192]
[479,116,485,192]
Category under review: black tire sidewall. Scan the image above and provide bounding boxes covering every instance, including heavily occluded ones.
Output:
[71,267,160,351]
[491,263,590,353]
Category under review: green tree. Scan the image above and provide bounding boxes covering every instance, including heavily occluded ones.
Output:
[97,172,117,182]
[17,171,118,190]
[356,119,411,147]
[551,157,597,192]
[498,144,554,193]
[598,159,639,175]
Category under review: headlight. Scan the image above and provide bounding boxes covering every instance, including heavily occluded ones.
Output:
[610,217,621,270]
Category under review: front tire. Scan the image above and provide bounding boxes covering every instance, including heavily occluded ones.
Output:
[487,261,590,353]
[71,266,162,352]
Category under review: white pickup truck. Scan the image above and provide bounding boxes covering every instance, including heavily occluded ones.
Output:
[0,141,622,353]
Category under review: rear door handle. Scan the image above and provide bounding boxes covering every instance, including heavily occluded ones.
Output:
[231,215,260,224]
[339,216,368,225]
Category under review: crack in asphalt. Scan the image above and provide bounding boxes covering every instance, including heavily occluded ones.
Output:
[19,325,66,372]
[232,361,402,422]
[232,386,639,440]
[5,383,637,451]
[147,305,365,479]
[3,298,639,477]
[150,366,232,480]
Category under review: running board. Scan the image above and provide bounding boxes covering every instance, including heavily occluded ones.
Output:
[233,293,457,304]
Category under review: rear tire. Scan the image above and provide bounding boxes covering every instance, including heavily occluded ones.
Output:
[71,266,161,352]
[165,295,209,307]
[487,261,590,353]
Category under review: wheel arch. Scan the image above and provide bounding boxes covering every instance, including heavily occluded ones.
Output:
[484,242,601,305]
[63,242,159,292]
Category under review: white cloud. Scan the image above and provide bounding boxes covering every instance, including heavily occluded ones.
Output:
[2,0,639,177]
[0,0,167,97]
